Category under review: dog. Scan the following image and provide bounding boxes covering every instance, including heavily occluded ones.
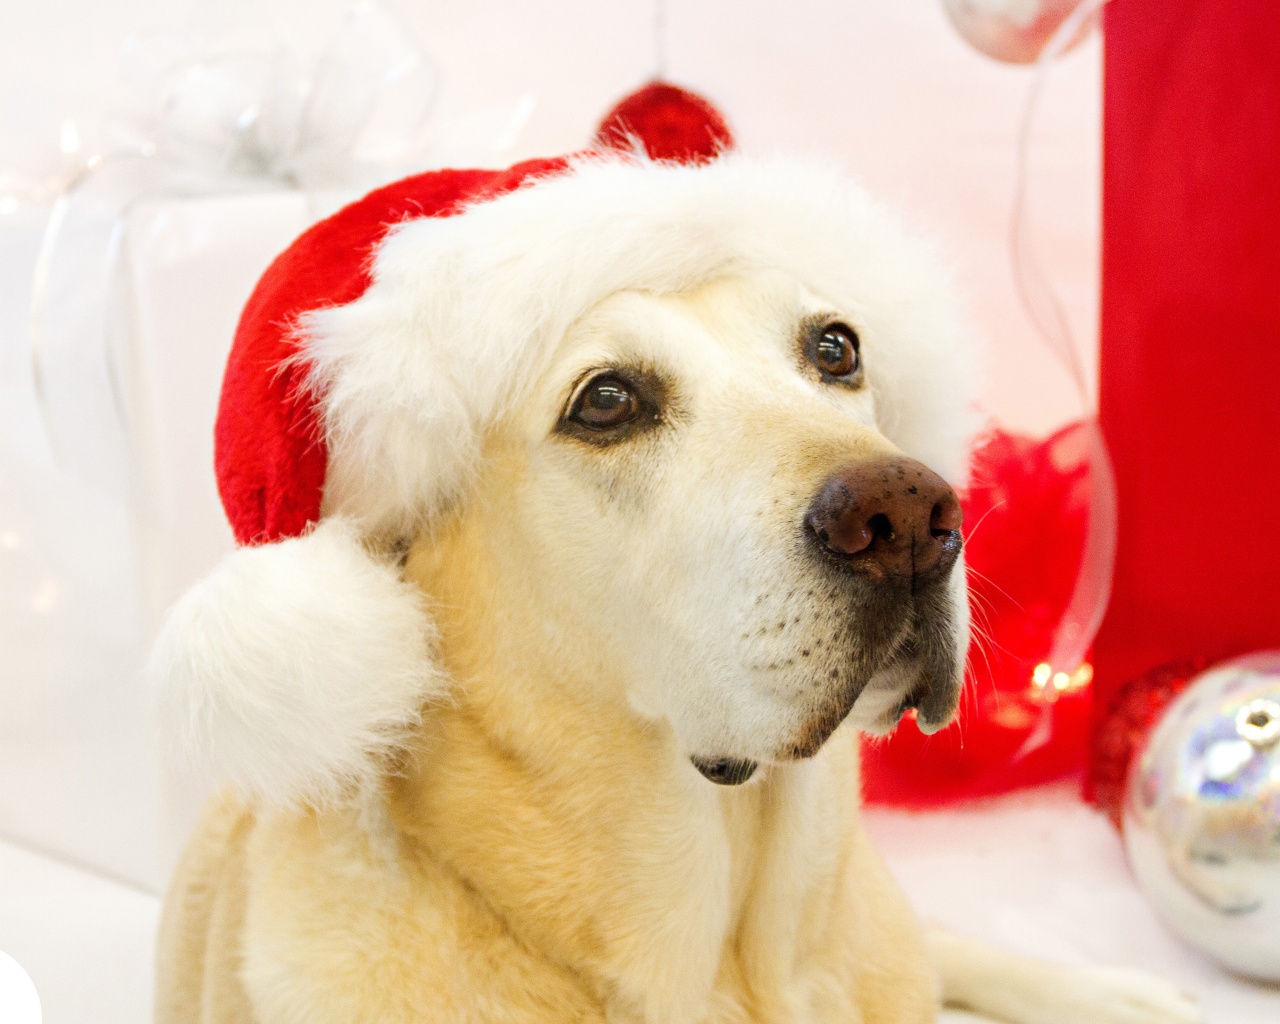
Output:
[150,83,1197,1023]
[155,259,1198,1021]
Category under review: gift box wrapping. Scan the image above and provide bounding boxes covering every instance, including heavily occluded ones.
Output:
[0,191,332,890]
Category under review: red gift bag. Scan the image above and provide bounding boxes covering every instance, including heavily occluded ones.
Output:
[1093,0,1280,705]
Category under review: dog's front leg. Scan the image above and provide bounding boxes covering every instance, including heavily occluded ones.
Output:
[929,928,1201,1024]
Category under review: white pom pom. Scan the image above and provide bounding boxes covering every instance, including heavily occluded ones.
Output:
[151,518,446,807]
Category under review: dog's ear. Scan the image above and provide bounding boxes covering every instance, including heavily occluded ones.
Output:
[151,518,446,807]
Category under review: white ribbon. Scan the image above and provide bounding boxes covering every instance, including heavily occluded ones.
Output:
[1007,0,1117,758]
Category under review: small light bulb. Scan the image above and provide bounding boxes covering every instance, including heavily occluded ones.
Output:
[1032,662,1052,687]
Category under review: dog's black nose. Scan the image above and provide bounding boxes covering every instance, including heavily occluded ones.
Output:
[804,458,962,578]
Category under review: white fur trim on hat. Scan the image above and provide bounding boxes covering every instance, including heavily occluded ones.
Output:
[151,517,444,807]
[305,153,979,540]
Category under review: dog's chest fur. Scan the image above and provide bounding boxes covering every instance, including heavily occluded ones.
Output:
[234,738,910,1024]
[169,519,938,1024]
[163,649,935,1024]
[409,703,857,1020]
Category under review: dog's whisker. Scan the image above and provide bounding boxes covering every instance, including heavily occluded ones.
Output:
[964,565,1025,614]
[960,497,1007,546]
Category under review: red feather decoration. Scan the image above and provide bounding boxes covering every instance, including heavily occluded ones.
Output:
[863,422,1096,805]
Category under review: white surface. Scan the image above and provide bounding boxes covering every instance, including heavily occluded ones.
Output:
[2,786,1277,1024]
[0,950,41,1024]
[0,838,159,1024]
[863,784,1280,1024]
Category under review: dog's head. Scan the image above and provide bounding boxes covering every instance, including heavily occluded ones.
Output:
[446,270,969,783]
[158,154,978,805]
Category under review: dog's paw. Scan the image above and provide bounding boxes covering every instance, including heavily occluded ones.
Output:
[933,929,1204,1024]
[1034,964,1202,1024]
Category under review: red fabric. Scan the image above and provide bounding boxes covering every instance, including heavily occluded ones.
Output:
[863,424,1093,805]
[594,81,734,162]
[214,158,568,544]
[215,82,732,545]
[1092,4,1280,702]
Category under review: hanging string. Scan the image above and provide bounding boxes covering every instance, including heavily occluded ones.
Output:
[1007,0,1116,732]
[1010,0,1110,401]
[652,0,669,80]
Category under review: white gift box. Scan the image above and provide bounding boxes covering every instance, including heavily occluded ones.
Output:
[0,190,344,890]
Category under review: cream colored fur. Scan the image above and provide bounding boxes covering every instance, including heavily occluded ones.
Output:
[158,276,1198,1024]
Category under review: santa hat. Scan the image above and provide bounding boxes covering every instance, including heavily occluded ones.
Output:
[153,82,975,806]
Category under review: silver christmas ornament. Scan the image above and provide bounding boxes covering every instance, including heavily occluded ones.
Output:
[941,0,1098,64]
[1123,653,1280,982]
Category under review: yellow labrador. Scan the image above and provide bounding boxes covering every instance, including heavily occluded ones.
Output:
[157,268,1197,1023]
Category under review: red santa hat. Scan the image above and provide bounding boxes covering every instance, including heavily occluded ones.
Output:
[153,83,975,806]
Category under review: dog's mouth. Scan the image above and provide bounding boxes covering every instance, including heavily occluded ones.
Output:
[838,605,963,740]
[854,617,963,738]
[688,557,963,786]
[691,660,962,788]
[692,593,960,784]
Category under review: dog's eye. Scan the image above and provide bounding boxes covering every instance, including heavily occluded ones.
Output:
[570,375,640,429]
[812,323,861,379]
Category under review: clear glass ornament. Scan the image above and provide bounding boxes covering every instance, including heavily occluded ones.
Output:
[1124,652,1280,982]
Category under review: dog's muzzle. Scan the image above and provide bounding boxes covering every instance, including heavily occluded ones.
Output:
[796,455,965,741]
[690,456,964,783]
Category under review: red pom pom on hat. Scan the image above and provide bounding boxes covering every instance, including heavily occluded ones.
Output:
[594,81,735,163]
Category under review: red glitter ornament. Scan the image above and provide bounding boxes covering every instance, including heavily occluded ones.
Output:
[1084,659,1204,829]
